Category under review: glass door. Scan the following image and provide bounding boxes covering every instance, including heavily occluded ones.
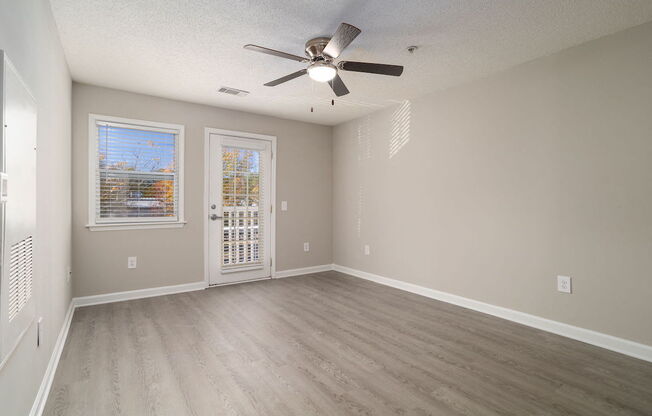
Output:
[208,134,271,285]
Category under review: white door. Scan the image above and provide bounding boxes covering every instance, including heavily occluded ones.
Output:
[0,52,37,361]
[208,133,272,285]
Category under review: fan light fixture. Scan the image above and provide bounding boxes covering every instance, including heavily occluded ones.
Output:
[307,62,337,82]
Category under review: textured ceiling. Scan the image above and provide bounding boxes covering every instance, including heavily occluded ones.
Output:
[49,0,652,126]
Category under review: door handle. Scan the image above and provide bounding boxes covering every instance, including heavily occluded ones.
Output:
[210,214,222,221]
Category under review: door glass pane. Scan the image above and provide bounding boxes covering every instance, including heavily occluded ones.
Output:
[221,146,262,267]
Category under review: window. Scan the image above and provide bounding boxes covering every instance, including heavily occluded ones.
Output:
[88,114,185,230]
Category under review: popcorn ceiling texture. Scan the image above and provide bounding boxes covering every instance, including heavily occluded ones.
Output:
[50,0,652,125]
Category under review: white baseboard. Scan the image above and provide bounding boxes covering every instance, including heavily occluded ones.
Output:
[274,264,333,279]
[29,300,75,416]
[73,281,207,308]
[332,264,652,363]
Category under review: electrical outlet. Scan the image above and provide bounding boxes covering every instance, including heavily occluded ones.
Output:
[128,256,137,269]
[303,242,310,252]
[66,266,72,283]
[364,245,370,255]
[557,275,571,293]
[281,201,288,211]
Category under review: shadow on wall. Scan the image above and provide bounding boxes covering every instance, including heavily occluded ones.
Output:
[390,100,411,159]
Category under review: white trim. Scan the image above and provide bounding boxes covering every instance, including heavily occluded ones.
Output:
[204,127,278,142]
[29,301,75,416]
[203,127,277,286]
[203,129,210,286]
[274,264,333,279]
[96,120,179,135]
[87,113,186,230]
[0,317,33,371]
[332,264,652,363]
[73,281,206,308]
[1,49,37,100]
[221,264,263,274]
[86,221,186,231]
[208,276,271,288]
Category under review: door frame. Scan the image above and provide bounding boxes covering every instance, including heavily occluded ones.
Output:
[203,127,277,287]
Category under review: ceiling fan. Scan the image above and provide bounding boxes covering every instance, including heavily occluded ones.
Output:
[244,23,403,97]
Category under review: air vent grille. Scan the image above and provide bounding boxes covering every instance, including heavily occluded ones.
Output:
[8,235,33,321]
[218,87,250,97]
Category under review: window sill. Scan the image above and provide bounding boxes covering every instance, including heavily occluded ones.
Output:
[86,221,187,231]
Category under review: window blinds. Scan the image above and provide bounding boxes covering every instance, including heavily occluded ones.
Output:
[95,122,179,222]
[221,146,264,268]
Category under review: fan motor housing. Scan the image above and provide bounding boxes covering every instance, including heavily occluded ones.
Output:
[305,37,331,59]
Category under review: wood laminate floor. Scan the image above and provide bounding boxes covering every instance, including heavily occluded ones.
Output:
[44,271,652,416]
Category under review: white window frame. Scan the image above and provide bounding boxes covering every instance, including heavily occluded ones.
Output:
[87,114,185,231]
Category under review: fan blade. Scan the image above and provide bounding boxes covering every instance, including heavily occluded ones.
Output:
[328,74,350,97]
[244,44,308,63]
[264,69,308,86]
[338,61,403,76]
[323,23,361,59]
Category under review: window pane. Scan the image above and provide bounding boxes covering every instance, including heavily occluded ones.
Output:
[221,146,263,267]
[96,124,178,221]
[98,126,176,173]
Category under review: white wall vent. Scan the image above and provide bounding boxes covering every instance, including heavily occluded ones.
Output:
[218,86,249,97]
[8,236,33,322]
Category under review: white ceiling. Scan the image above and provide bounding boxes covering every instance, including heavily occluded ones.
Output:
[50,0,652,126]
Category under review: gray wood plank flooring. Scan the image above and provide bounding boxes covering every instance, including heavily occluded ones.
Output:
[44,271,652,415]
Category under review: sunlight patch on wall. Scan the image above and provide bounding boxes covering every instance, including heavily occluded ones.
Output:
[357,116,372,161]
[389,100,411,159]
[356,184,364,238]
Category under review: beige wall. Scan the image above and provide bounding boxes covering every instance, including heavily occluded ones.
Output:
[0,0,72,414]
[333,22,652,346]
[72,83,332,297]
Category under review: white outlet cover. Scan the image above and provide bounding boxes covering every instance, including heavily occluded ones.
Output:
[281,201,288,211]
[303,242,310,252]
[364,245,370,255]
[557,275,572,293]
[128,256,137,269]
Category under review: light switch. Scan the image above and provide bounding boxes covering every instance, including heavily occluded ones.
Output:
[281,201,288,211]
[128,256,137,269]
